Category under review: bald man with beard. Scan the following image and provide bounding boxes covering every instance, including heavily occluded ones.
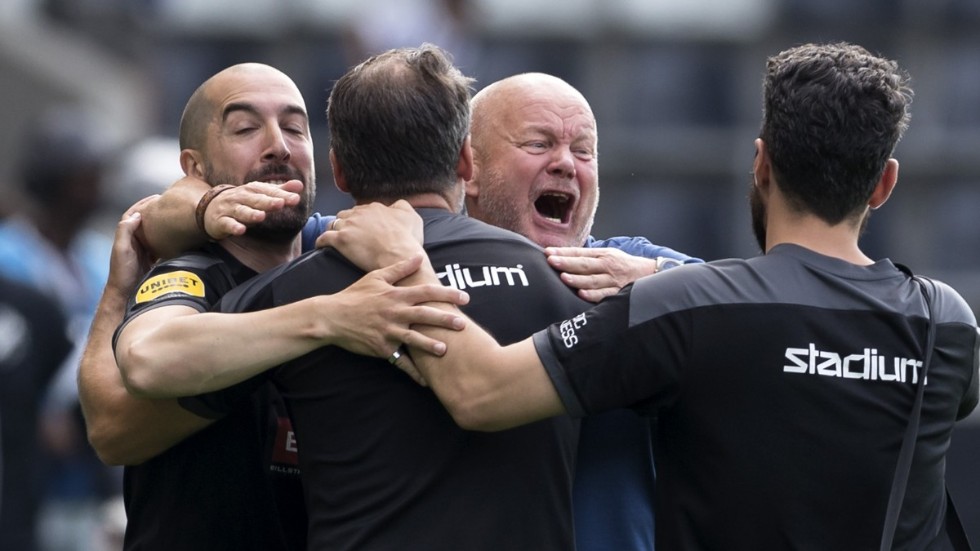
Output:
[78,63,464,551]
[463,72,700,551]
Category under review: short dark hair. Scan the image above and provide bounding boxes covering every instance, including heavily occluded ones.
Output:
[760,42,912,224]
[327,44,475,201]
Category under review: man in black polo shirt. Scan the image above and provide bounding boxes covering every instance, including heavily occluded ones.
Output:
[323,42,980,549]
[184,45,590,550]
[79,62,465,550]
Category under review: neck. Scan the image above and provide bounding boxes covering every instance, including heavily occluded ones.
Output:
[357,192,459,213]
[219,235,301,273]
[766,212,872,265]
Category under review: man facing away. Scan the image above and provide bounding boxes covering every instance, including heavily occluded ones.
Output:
[178,45,591,550]
[175,69,700,550]
[323,42,979,550]
[79,62,463,550]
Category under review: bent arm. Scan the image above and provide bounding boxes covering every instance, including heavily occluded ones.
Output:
[78,206,213,466]
[137,176,211,259]
[412,312,565,431]
[116,257,468,398]
[116,300,347,398]
[320,200,566,429]
[138,176,303,260]
[78,285,213,465]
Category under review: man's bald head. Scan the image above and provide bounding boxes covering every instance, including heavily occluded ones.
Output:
[470,73,593,157]
[178,63,300,153]
[466,72,599,248]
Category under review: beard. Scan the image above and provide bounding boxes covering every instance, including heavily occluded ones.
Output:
[205,163,314,244]
[472,166,595,248]
[471,167,531,238]
[749,177,767,253]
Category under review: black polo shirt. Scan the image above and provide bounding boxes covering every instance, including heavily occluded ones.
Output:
[115,244,306,551]
[193,209,590,551]
[535,244,979,550]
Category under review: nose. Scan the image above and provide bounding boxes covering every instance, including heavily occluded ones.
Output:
[263,125,291,162]
[547,146,575,179]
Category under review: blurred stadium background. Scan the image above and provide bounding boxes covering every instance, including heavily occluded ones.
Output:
[1,0,977,547]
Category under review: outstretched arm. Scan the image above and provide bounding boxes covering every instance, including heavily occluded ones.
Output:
[78,198,214,465]
[137,175,303,259]
[320,201,565,430]
[115,257,470,398]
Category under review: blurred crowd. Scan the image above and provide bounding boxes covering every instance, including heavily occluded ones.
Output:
[0,104,179,550]
[3,0,980,549]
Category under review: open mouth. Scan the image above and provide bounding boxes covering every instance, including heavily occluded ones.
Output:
[534,192,573,224]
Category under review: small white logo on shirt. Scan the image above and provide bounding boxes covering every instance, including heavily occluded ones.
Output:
[784,343,926,384]
[559,313,588,348]
[436,263,529,291]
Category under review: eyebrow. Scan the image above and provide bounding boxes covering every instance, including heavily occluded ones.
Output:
[222,102,309,123]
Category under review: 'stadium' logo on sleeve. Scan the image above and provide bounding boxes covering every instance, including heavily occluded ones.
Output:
[135,271,206,304]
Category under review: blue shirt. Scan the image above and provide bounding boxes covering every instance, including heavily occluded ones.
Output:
[575,235,700,551]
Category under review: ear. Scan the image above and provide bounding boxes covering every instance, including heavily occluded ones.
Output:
[330,149,349,193]
[180,149,205,178]
[868,158,898,210]
[752,138,771,191]
[457,135,474,184]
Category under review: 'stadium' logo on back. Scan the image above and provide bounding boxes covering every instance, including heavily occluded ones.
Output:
[784,343,927,385]
[136,271,206,304]
[435,263,529,291]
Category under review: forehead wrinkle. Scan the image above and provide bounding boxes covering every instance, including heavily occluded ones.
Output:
[514,114,596,148]
[510,93,594,134]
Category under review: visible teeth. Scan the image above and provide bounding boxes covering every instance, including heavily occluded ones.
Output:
[536,192,571,223]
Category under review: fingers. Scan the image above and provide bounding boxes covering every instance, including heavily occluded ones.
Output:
[113,211,142,246]
[396,305,466,332]
[373,263,469,306]
[545,246,603,259]
[577,287,619,304]
[391,354,428,387]
[390,199,417,213]
[108,210,151,294]
[120,212,142,233]
[409,284,470,307]
[401,329,449,357]
[206,181,301,239]
[277,180,304,203]
[314,228,334,250]
[122,194,160,219]
[318,202,425,271]
[547,251,607,275]
[559,270,615,291]
[376,256,425,284]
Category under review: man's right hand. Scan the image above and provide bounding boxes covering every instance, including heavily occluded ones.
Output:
[109,195,159,297]
[317,200,425,272]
